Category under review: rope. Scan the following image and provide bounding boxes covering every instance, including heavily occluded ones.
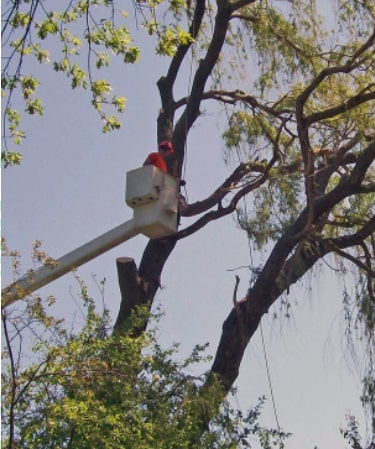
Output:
[260,320,283,441]
[181,25,195,204]
[230,121,283,439]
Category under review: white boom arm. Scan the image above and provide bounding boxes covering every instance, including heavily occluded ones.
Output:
[2,220,139,306]
[2,165,179,308]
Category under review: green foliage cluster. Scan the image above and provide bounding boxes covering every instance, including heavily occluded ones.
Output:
[221,0,374,251]
[238,171,303,249]
[1,0,132,165]
[1,245,289,449]
[1,306,287,449]
[1,0,197,166]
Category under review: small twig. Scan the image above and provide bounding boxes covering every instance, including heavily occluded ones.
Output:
[232,275,241,314]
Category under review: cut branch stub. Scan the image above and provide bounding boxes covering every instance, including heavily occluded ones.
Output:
[114,257,150,336]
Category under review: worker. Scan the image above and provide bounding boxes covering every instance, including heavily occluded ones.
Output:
[143,140,188,222]
[143,140,174,173]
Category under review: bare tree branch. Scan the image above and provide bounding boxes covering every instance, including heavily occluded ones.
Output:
[176,174,265,240]
[176,154,278,239]
[181,161,263,217]
[333,246,375,278]
[330,215,375,250]
[165,0,206,86]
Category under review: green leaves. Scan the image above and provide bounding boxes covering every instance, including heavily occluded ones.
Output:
[1,1,145,164]
[1,280,287,449]
[1,151,23,168]
[10,11,31,29]
[156,26,194,56]
[36,18,59,40]
[1,0,199,164]
[25,97,43,115]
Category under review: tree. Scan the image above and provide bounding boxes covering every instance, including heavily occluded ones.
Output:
[2,0,375,447]
[1,256,289,448]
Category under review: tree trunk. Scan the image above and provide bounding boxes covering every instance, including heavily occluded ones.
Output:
[114,237,176,336]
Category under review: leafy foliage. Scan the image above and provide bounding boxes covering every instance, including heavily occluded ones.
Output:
[1,278,289,449]
[1,0,199,164]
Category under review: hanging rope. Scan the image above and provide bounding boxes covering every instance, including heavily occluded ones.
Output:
[260,320,284,443]
[181,26,195,205]
[224,95,283,442]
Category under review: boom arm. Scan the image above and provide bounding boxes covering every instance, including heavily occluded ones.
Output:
[2,165,179,308]
[2,220,139,307]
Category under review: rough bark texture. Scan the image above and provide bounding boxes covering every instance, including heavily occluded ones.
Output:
[114,237,176,336]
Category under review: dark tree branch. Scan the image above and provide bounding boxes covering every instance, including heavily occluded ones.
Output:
[181,161,263,217]
[333,246,375,278]
[314,133,361,195]
[176,155,278,240]
[229,0,258,12]
[157,0,206,153]
[360,241,375,302]
[347,28,375,65]
[201,89,292,117]
[176,176,262,240]
[173,2,232,172]
[210,213,375,393]
[296,29,375,108]
[165,0,206,87]
[230,12,259,22]
[330,215,375,250]
[306,89,375,126]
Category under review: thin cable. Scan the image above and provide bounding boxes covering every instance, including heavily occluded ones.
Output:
[218,41,284,445]
[182,28,195,204]
[260,320,283,437]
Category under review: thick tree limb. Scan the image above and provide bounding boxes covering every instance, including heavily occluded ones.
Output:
[210,213,375,392]
[114,258,148,336]
[157,0,206,146]
[173,1,232,165]
[114,237,177,336]
[306,89,375,126]
[211,144,375,392]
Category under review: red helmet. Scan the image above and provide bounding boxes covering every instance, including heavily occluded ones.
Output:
[159,140,174,152]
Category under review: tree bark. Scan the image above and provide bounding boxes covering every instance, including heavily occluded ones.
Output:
[114,237,176,336]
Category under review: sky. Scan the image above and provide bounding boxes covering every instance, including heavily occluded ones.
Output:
[1,2,370,448]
